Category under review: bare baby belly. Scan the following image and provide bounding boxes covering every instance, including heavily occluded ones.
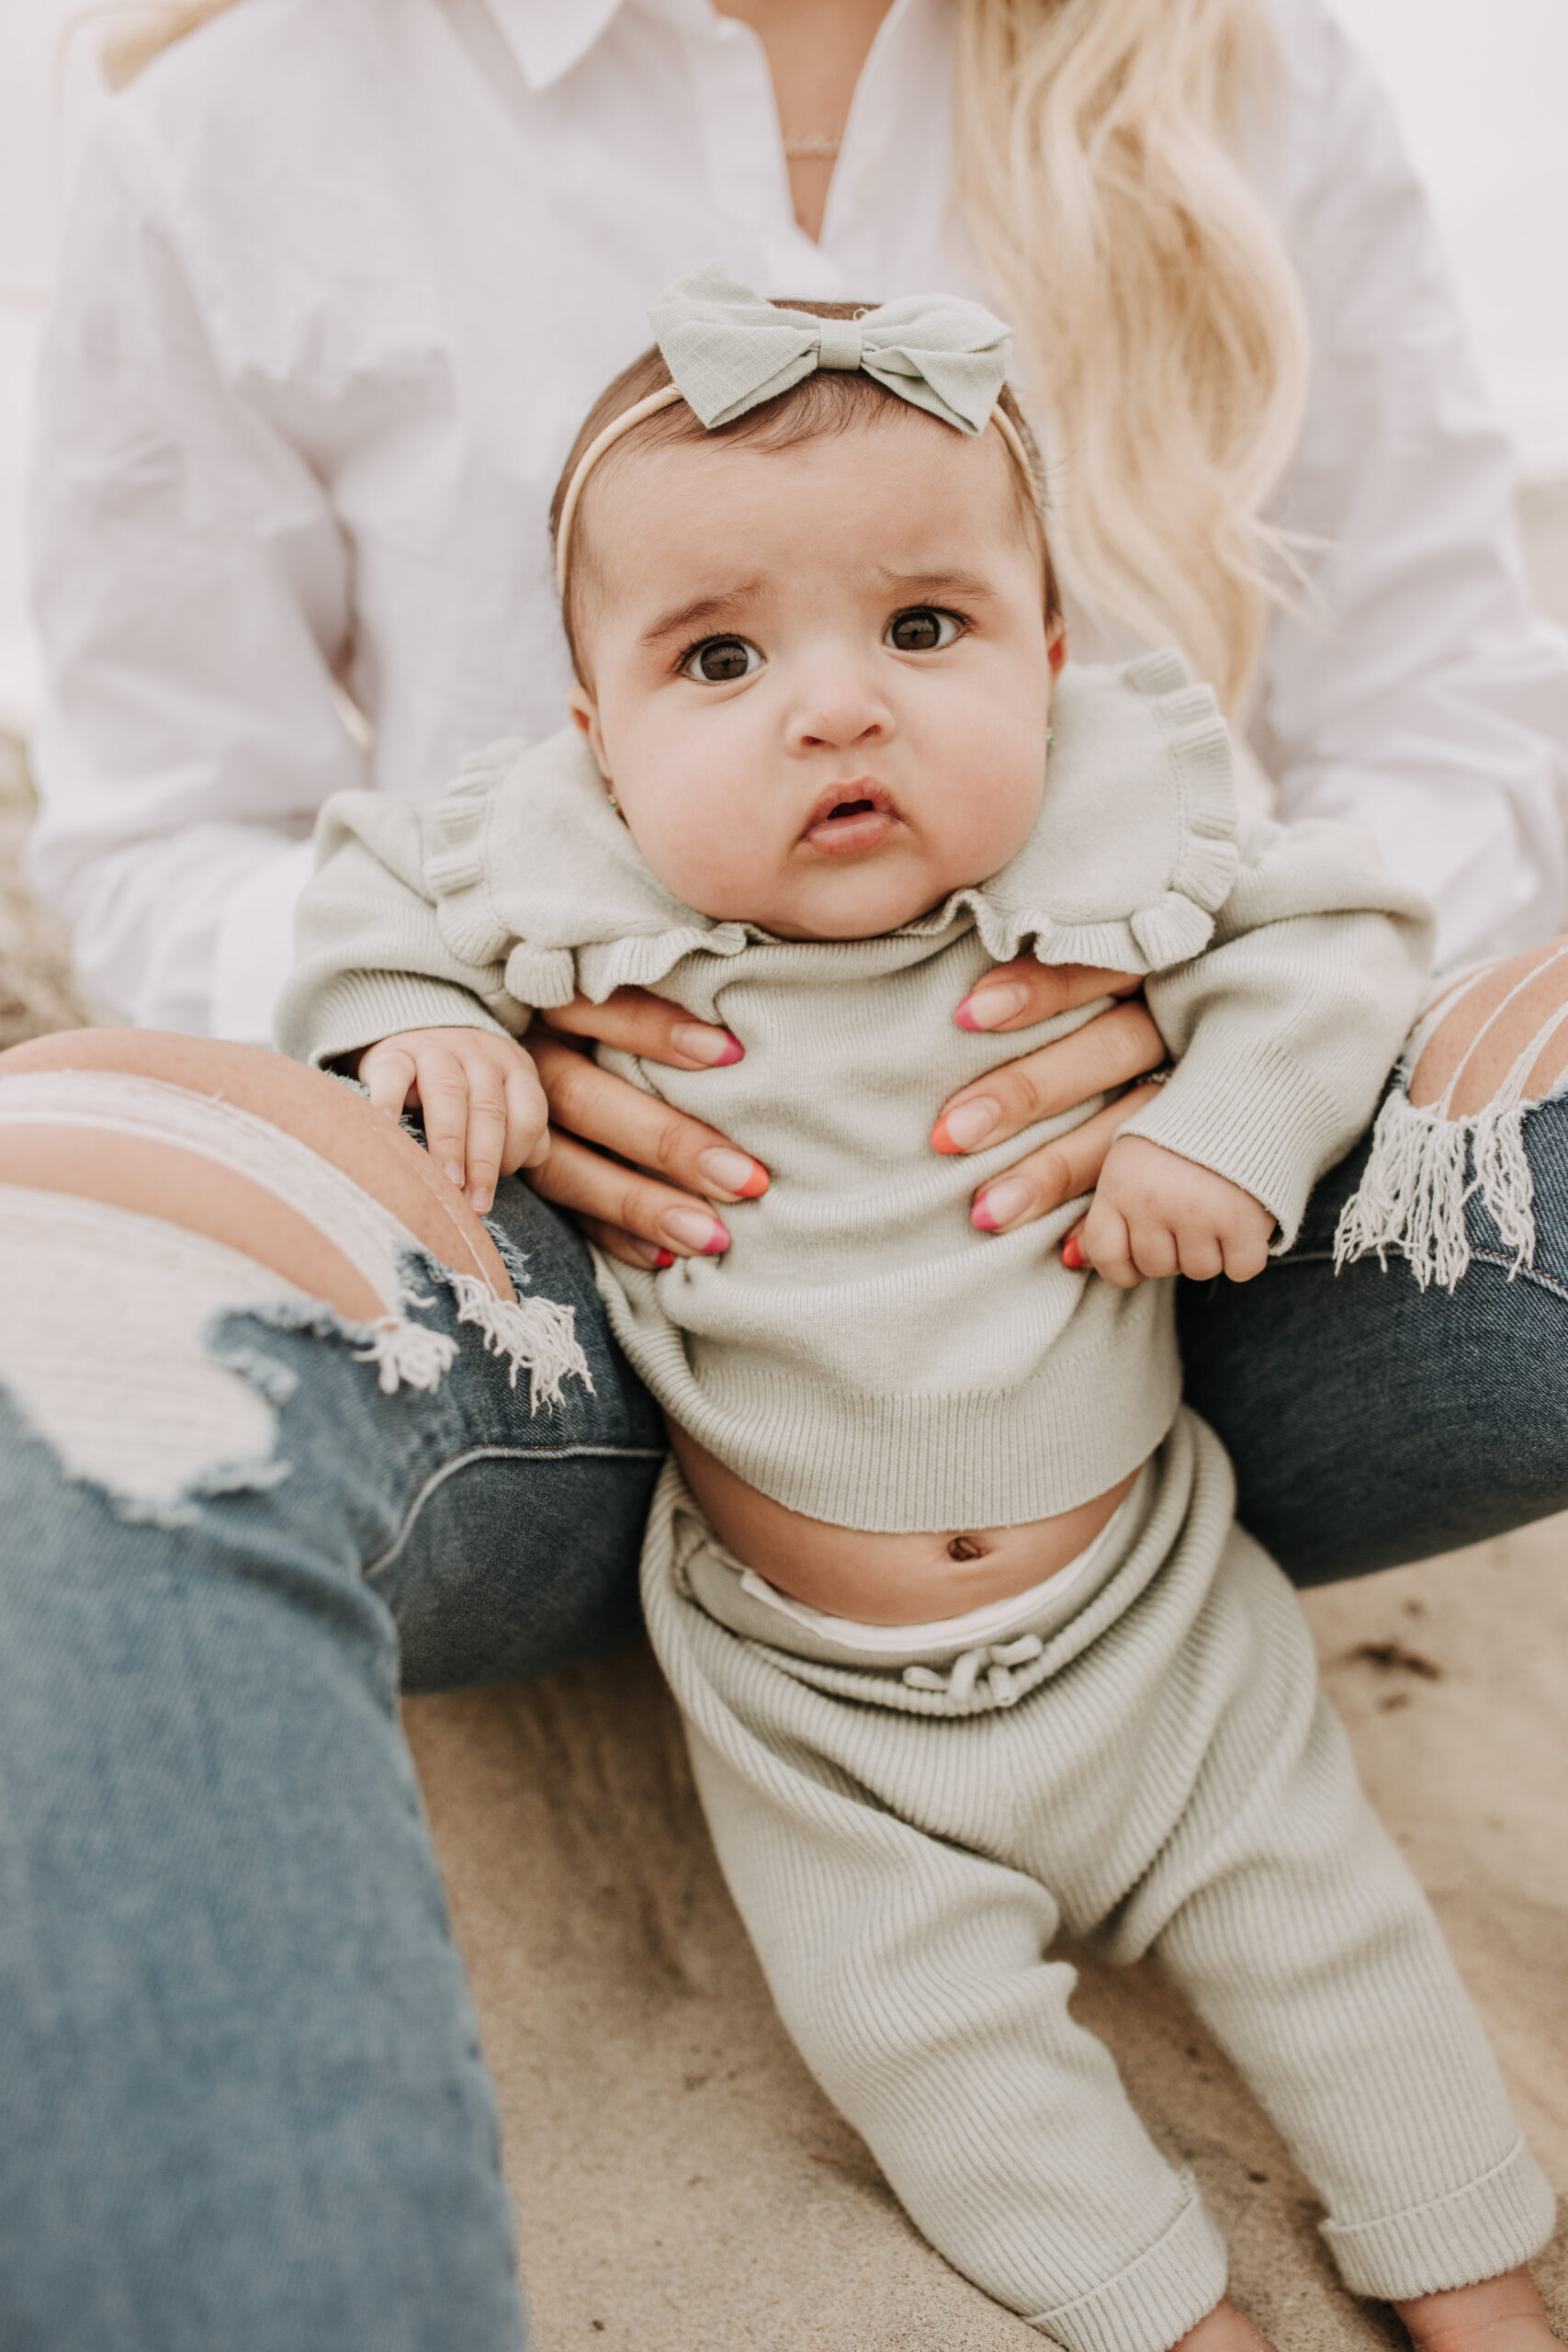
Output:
[668,1424,1141,1626]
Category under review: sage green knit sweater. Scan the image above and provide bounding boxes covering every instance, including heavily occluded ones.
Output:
[279,653,1433,1531]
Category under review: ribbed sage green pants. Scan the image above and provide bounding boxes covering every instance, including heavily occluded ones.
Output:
[641,1413,1554,2352]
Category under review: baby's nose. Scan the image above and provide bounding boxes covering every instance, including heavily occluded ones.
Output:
[793,677,893,748]
[798,710,887,748]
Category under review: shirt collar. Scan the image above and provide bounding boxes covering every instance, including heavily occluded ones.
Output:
[479,0,627,91]
[479,0,716,92]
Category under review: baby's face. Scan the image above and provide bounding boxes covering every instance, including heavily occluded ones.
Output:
[569,413,1059,940]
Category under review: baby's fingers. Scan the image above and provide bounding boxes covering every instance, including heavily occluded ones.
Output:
[1125,1217,1179,1283]
[414,1049,487,1200]
[451,1056,520,1215]
[1173,1229,1224,1283]
[502,1057,551,1177]
[1078,1197,1142,1289]
[360,1039,419,1124]
[1218,1220,1273,1283]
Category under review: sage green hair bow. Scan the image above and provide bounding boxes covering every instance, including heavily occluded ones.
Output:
[648,261,1015,436]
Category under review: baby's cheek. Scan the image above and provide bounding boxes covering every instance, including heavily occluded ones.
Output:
[919,678,1046,868]
[947,760,1045,880]
[621,777,769,918]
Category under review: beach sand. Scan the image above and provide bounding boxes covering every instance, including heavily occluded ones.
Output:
[3,489,1565,2346]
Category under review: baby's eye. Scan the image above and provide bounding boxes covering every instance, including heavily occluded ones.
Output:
[682,636,763,684]
[885,607,963,653]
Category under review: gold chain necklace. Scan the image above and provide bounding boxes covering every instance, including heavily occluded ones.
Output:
[782,130,842,160]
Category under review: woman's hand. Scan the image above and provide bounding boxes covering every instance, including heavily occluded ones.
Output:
[528,967,1163,1268]
[931,958,1168,1231]
[525,989,770,1269]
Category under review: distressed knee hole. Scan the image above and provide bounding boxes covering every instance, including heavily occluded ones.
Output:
[1407,940,1568,1116]
[0,1191,307,1521]
[1336,937,1568,1293]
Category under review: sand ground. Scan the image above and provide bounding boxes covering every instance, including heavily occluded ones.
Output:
[3,490,1566,2346]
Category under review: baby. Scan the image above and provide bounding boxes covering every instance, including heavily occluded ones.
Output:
[279,269,1558,2352]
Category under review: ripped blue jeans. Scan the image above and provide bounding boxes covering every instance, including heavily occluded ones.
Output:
[0,1164,662,2352]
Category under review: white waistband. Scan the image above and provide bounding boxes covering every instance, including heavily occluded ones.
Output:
[737,1476,1145,1657]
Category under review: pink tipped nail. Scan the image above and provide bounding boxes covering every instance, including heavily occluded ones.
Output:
[672,1023,746,1069]
[972,1195,999,1233]
[702,1221,728,1255]
[955,983,1026,1034]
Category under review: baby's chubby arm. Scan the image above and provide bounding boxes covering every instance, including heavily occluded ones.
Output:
[357,1027,549,1216]
[1072,1136,1273,1288]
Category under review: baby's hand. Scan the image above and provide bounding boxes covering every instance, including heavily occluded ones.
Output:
[356,1026,549,1215]
[1070,1135,1273,1288]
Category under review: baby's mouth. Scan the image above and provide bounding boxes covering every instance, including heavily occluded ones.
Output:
[800,780,899,857]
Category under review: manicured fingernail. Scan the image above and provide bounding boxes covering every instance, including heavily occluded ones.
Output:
[972,1177,1032,1233]
[932,1097,999,1155]
[655,1248,675,1269]
[698,1147,769,1198]
[1061,1232,1085,1269]
[661,1207,729,1255]
[955,984,1026,1033]
[673,1023,744,1068]
[444,1161,466,1188]
[468,1185,493,1215]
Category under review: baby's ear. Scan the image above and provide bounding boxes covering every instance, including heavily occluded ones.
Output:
[567,683,611,778]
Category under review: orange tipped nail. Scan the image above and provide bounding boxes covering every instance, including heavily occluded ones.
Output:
[931,1116,961,1157]
[1061,1233,1085,1270]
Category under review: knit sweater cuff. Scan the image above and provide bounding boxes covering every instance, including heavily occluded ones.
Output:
[1029,2176,1228,2352]
[1321,2136,1557,2301]
[286,971,515,1069]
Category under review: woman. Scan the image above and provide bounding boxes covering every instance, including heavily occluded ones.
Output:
[5,0,1565,2345]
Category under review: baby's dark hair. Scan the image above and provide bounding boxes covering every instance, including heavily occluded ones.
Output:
[549,299,1059,686]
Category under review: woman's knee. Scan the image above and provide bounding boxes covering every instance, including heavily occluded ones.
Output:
[1407,938,1568,1114]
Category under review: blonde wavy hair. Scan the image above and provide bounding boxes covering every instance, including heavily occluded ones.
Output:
[113,0,1306,708]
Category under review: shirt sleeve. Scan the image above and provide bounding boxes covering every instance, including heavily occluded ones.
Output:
[276,789,525,1069]
[1119,814,1433,1245]
[26,118,367,1039]
[1251,0,1568,970]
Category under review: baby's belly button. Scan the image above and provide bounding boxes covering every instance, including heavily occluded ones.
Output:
[670,1426,1137,1624]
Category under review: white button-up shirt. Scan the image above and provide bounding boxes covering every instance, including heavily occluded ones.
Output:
[27,0,1568,1039]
